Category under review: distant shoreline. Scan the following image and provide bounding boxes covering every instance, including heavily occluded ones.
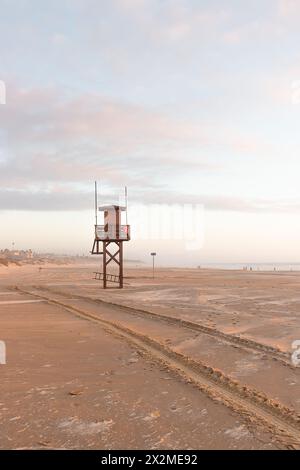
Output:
[2,257,300,273]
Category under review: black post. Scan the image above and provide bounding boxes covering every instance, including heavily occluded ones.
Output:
[151,252,156,279]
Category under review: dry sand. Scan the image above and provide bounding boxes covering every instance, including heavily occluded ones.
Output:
[1,261,300,449]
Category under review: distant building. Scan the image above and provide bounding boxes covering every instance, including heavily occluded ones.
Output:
[0,249,34,260]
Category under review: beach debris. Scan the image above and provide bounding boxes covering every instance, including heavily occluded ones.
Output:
[68,389,84,396]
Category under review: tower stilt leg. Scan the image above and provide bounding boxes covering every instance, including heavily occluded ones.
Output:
[103,241,107,289]
[119,242,123,288]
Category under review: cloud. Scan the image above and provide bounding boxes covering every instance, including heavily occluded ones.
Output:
[0,188,91,211]
[1,186,300,214]
[0,83,267,198]
[0,85,213,188]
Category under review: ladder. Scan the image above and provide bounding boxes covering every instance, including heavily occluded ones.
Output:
[93,272,120,284]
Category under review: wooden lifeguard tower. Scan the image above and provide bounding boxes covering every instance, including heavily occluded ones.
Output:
[91,183,130,288]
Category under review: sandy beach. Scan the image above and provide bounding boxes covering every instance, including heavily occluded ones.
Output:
[1,261,300,449]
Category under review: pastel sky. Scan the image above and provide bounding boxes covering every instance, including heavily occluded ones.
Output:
[1,0,300,265]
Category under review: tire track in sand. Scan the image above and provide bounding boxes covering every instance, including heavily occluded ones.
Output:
[15,287,300,449]
[30,284,290,367]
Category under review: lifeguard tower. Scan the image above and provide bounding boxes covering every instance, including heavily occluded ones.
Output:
[91,183,130,288]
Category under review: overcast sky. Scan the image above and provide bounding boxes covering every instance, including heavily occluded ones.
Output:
[1,0,300,264]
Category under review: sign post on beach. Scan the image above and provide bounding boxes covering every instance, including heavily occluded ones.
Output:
[151,252,156,279]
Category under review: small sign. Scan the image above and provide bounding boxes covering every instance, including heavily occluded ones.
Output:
[151,252,156,256]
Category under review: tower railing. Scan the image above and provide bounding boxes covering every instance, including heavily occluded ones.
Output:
[95,224,130,241]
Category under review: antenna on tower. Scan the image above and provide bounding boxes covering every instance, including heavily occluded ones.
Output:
[94,181,98,227]
[125,186,128,225]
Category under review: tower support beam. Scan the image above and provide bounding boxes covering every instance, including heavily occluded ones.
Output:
[101,241,123,288]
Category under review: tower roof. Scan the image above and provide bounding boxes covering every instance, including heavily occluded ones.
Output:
[98,204,126,211]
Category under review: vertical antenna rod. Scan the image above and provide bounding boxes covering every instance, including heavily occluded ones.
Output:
[94,181,98,227]
[125,186,128,225]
